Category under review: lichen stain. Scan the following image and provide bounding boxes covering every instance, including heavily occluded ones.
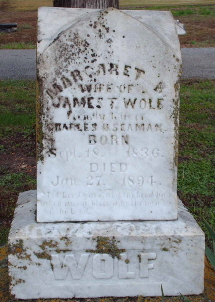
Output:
[161,247,169,252]
[34,251,52,260]
[0,245,9,301]
[36,78,44,162]
[61,236,72,247]
[154,81,165,93]
[172,238,182,244]
[34,239,59,260]
[86,236,126,259]
[160,236,182,253]
[8,239,32,261]
[0,244,8,261]
[36,71,56,162]
[38,9,119,164]
[39,239,59,250]
[55,249,71,254]
[170,83,180,169]
[14,279,25,286]
[17,265,27,270]
[34,239,73,260]
[169,60,182,172]
[88,11,113,40]
[38,29,94,161]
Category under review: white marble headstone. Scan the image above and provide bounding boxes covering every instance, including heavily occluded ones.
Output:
[37,7,182,222]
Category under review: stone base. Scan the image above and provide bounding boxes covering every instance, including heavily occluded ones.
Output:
[8,191,205,299]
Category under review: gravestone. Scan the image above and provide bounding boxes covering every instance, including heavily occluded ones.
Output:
[37,7,180,222]
[8,7,204,299]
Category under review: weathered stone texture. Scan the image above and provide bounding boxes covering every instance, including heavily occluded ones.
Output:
[37,8,182,222]
[9,191,204,299]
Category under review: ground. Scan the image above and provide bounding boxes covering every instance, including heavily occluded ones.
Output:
[0,5,215,48]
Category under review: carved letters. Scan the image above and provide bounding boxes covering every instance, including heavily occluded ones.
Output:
[51,252,157,280]
[46,63,146,100]
[45,62,166,148]
[37,6,179,222]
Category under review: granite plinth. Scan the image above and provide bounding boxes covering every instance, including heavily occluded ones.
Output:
[9,191,204,299]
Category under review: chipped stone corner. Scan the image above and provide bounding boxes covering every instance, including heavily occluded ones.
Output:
[175,20,186,36]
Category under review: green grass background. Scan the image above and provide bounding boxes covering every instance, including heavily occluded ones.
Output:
[1,0,214,11]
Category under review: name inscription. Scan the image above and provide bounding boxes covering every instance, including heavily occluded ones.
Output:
[44,61,168,148]
[37,24,179,221]
[51,252,157,280]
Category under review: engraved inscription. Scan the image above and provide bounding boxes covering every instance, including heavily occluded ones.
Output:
[51,253,89,280]
[119,253,135,279]
[45,63,146,99]
[51,176,78,186]
[139,253,157,278]
[37,8,180,221]
[45,61,167,150]
[89,163,127,173]
[93,254,113,279]
[88,134,129,145]
[51,147,162,161]
[50,252,157,280]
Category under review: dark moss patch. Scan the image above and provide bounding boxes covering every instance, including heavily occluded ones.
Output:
[86,236,126,259]
[14,278,25,285]
[162,248,169,252]
[39,239,59,250]
[34,251,52,260]
[8,239,31,261]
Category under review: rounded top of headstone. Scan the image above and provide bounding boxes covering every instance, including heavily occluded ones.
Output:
[39,8,181,79]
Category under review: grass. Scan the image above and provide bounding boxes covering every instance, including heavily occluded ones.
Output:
[0,0,51,11]
[0,80,35,125]
[120,1,215,8]
[0,80,36,152]
[0,42,35,49]
[121,3,215,16]
[16,0,52,10]
[19,24,34,29]
[0,0,214,11]
[0,80,36,245]
[204,219,215,269]
[172,5,215,17]
[2,0,215,11]
[0,172,35,188]
[178,80,215,244]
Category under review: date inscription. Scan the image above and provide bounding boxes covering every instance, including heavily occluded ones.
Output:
[51,175,156,187]
[51,147,162,161]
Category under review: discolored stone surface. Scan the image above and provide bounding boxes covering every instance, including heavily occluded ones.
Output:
[37,8,181,222]
[8,190,204,299]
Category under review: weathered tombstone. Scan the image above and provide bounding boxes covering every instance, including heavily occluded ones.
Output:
[37,8,180,222]
[8,7,204,299]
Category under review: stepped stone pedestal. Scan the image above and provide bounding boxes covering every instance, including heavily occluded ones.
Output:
[9,191,204,299]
